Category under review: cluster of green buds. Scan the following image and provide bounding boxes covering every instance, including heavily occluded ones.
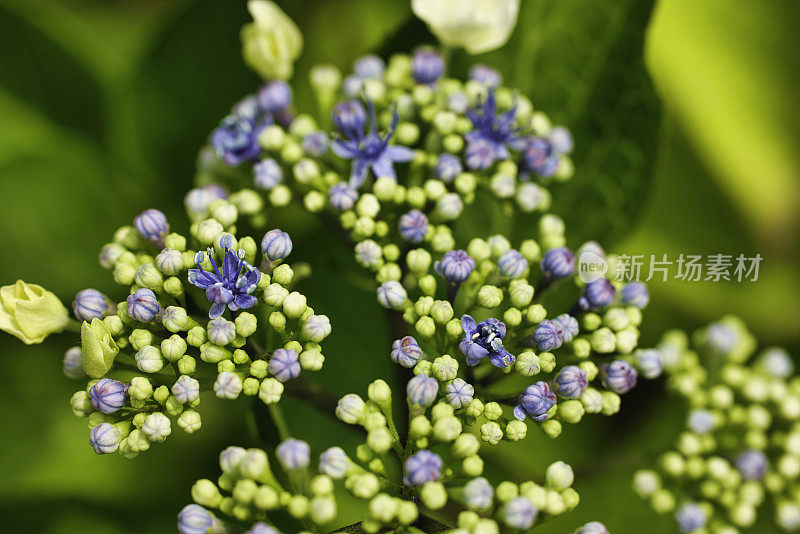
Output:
[65,207,330,458]
[633,316,800,532]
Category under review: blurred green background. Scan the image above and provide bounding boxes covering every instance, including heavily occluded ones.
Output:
[0,0,798,532]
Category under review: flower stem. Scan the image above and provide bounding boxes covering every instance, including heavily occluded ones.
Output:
[268,402,291,441]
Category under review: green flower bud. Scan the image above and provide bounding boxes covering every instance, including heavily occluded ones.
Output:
[356,194,380,218]
[424,179,447,201]
[572,338,592,358]
[232,478,258,505]
[582,313,602,331]
[129,376,153,401]
[233,312,257,338]
[195,219,224,246]
[545,461,574,491]
[581,388,603,413]
[70,391,93,417]
[515,351,541,376]
[463,455,485,476]
[519,240,541,262]
[419,274,437,296]
[650,489,675,513]
[376,263,401,283]
[299,349,324,371]
[483,402,502,421]
[467,238,491,263]
[616,328,639,354]
[561,488,580,511]
[272,264,294,286]
[430,300,454,324]
[269,311,286,332]
[268,185,292,207]
[446,318,463,339]
[367,379,392,408]
[477,285,503,308]
[458,511,480,530]
[541,419,562,439]
[242,377,260,396]
[454,172,476,194]
[162,306,188,332]
[503,307,522,327]
[81,318,119,378]
[263,283,289,307]
[409,415,432,439]
[200,343,230,364]
[210,202,237,227]
[372,176,397,200]
[558,400,584,424]
[163,277,183,298]
[367,428,393,453]
[509,281,534,308]
[421,481,447,510]
[414,296,434,317]
[480,422,503,445]
[604,308,630,331]
[466,398,484,418]
[282,291,307,319]
[600,391,621,415]
[505,420,528,441]
[187,326,207,347]
[433,416,462,442]
[129,328,154,351]
[414,360,432,376]
[526,304,547,324]
[538,352,556,373]
[432,355,458,381]
[259,378,284,404]
[177,410,201,433]
[415,316,436,338]
[452,433,480,458]
[347,473,380,499]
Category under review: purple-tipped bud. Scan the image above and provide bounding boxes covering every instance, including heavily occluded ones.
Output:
[412,49,444,84]
[688,409,716,434]
[72,289,111,321]
[549,126,574,154]
[676,503,706,533]
[89,422,121,454]
[391,336,423,368]
[576,522,609,534]
[134,208,169,247]
[276,438,311,469]
[635,349,663,379]
[254,159,283,190]
[261,229,292,262]
[404,450,442,485]
[435,250,475,284]
[533,319,563,351]
[398,209,429,243]
[258,81,292,113]
[319,446,350,479]
[435,153,463,182]
[582,278,616,309]
[522,137,559,177]
[268,348,301,382]
[498,249,528,278]
[89,378,128,414]
[302,132,329,157]
[185,184,228,216]
[504,496,537,529]
[178,504,217,534]
[514,381,556,422]
[445,378,474,409]
[736,450,768,480]
[464,477,494,510]
[540,247,575,279]
[406,374,438,407]
[464,137,496,170]
[126,288,161,322]
[332,100,367,140]
[354,54,385,78]
[245,523,280,534]
[329,182,359,211]
[601,360,637,394]
[469,64,501,88]
[553,314,579,343]
[621,282,650,309]
[554,365,588,399]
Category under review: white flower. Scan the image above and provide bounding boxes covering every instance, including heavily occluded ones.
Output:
[241,1,303,80]
[411,0,520,54]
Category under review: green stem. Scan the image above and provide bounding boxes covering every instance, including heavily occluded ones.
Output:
[268,403,291,441]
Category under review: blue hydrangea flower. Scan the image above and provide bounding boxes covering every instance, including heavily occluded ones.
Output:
[188,236,261,319]
[404,450,442,485]
[398,209,428,243]
[464,477,494,510]
[328,182,359,210]
[126,288,161,322]
[621,282,650,309]
[521,137,559,177]
[211,114,265,166]
[676,503,706,533]
[736,450,768,480]
[581,278,616,309]
[331,99,415,188]
[268,348,301,382]
[540,247,575,279]
[469,64,501,88]
[72,289,111,322]
[514,381,556,422]
[497,249,528,278]
[503,496,537,529]
[391,336,423,368]
[533,319,563,351]
[178,504,218,534]
[90,378,128,414]
[406,374,438,407]
[445,378,474,409]
[276,438,311,469]
[411,49,444,84]
[89,422,121,454]
[554,365,588,399]
[464,91,527,170]
[601,360,638,394]
[435,153,463,182]
[459,315,515,368]
[134,208,169,247]
[254,159,283,190]
[435,250,475,284]
[258,81,292,113]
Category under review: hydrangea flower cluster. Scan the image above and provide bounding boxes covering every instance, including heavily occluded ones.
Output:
[65,207,330,458]
[633,316,800,533]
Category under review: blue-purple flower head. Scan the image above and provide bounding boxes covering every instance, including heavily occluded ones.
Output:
[465,91,527,170]
[406,373,438,407]
[555,365,588,399]
[459,315,515,368]
[90,378,128,414]
[514,381,556,422]
[391,336,422,368]
[736,450,768,480]
[676,503,706,533]
[540,247,575,279]
[328,182,359,211]
[211,114,265,166]
[126,288,161,322]
[445,378,474,409]
[332,99,415,189]
[404,450,442,485]
[268,348,301,382]
[188,236,261,319]
[258,81,292,113]
[89,422,121,454]
[581,278,616,309]
[621,282,650,309]
[254,159,283,190]
[134,208,169,247]
[435,153,463,182]
[72,289,111,322]
[533,319,563,351]
[469,64,501,88]
[601,360,638,394]
[398,209,428,243]
[498,249,528,278]
[412,49,444,85]
[261,229,293,264]
[178,504,219,534]
[276,438,311,469]
[521,137,559,177]
[435,250,475,284]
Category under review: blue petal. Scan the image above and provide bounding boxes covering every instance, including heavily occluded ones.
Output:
[461,315,478,336]
[332,139,360,159]
[371,154,396,180]
[387,145,416,162]
[349,158,370,188]
[513,404,526,421]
